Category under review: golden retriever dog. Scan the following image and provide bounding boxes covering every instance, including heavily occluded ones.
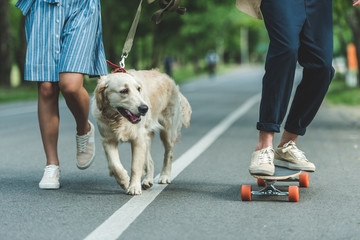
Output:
[92,69,191,195]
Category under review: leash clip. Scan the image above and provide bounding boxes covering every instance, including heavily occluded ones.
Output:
[120,53,128,69]
[107,59,127,73]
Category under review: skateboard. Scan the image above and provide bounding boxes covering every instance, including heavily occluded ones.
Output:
[241,166,310,202]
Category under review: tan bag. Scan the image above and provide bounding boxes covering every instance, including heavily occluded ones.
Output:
[236,0,262,20]
[148,0,186,24]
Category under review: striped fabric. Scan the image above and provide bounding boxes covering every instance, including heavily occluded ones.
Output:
[15,0,108,82]
[15,0,36,16]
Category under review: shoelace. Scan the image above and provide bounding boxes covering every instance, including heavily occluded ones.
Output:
[44,166,58,178]
[258,147,274,164]
[281,141,307,161]
[76,134,89,153]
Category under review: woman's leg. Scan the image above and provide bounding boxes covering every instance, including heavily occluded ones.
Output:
[58,72,90,135]
[59,72,95,169]
[37,82,60,166]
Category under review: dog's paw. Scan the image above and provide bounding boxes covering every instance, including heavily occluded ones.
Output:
[114,174,130,190]
[120,177,130,190]
[142,178,153,190]
[158,175,171,184]
[127,184,142,195]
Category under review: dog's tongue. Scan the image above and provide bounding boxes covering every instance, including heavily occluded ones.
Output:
[125,110,139,122]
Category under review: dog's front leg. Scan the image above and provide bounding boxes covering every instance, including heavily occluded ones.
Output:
[142,145,154,190]
[127,139,147,195]
[159,130,175,184]
[142,133,154,190]
[103,141,130,190]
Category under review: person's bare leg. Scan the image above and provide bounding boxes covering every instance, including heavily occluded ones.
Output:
[255,131,274,151]
[38,82,60,166]
[278,130,298,147]
[59,73,90,135]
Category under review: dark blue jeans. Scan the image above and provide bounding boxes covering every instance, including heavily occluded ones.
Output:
[257,0,335,136]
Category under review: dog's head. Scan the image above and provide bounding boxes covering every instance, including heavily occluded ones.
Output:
[94,73,148,124]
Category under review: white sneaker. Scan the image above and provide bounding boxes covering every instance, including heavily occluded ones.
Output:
[249,147,275,175]
[39,165,60,189]
[274,141,315,172]
[76,121,95,169]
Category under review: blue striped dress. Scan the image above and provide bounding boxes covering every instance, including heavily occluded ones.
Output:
[15,0,108,82]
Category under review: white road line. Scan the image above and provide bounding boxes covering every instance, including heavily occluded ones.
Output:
[84,93,261,240]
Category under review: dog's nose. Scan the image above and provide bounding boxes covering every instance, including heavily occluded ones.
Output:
[138,105,148,115]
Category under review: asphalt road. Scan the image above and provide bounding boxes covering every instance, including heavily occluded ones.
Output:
[1,66,360,240]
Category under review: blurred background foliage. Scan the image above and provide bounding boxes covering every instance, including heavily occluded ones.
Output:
[1,0,360,104]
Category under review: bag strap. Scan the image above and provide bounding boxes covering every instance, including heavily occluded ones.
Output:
[149,0,186,24]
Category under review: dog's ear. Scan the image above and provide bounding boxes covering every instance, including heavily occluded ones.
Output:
[94,76,109,111]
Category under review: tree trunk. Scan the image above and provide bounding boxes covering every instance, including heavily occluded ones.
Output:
[151,23,160,68]
[16,17,26,84]
[0,0,12,86]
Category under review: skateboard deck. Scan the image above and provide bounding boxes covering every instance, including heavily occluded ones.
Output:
[252,166,301,180]
[241,166,310,202]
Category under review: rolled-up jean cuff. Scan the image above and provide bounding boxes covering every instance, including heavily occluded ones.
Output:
[256,122,280,133]
[284,125,306,136]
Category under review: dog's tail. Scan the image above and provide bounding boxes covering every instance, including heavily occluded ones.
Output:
[179,92,192,128]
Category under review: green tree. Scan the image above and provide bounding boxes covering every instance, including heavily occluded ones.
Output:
[0,0,11,86]
[4,0,268,87]
[9,1,26,84]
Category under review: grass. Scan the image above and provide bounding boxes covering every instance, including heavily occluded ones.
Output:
[0,83,39,103]
[325,73,360,106]
[172,64,203,84]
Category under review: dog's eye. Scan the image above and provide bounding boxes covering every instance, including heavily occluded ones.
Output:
[120,88,129,94]
[137,87,141,92]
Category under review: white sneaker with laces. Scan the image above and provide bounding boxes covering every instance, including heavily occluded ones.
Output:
[76,121,95,169]
[39,165,60,189]
[274,140,315,172]
[249,146,275,175]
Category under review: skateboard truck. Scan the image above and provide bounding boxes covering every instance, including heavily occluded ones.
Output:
[248,180,300,202]
[241,167,310,202]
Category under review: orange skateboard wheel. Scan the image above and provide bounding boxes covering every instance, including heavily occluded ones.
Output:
[299,173,309,188]
[288,186,299,202]
[241,185,252,201]
[257,178,266,187]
